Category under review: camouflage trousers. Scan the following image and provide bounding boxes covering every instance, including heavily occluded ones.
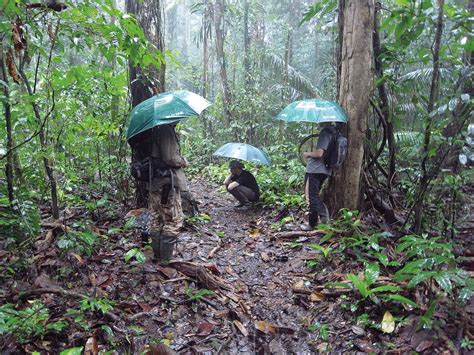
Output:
[149,185,184,237]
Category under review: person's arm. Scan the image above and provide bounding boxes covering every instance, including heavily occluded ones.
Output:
[224,174,233,187]
[303,149,324,159]
[228,181,240,190]
[160,127,187,168]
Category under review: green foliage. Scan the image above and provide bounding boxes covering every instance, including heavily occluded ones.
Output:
[57,230,98,257]
[185,287,214,301]
[0,192,40,242]
[308,322,330,341]
[124,248,146,263]
[79,297,115,315]
[0,301,68,343]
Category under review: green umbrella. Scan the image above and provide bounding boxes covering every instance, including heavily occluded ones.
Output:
[126,90,212,141]
[276,98,348,123]
[213,143,271,165]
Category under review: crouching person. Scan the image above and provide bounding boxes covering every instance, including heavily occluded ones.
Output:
[224,160,260,210]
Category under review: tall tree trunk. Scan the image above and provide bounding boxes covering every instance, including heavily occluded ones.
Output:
[243,0,250,88]
[373,3,396,198]
[336,0,345,101]
[413,0,445,233]
[127,0,166,208]
[327,0,374,213]
[202,0,210,98]
[214,0,232,122]
[126,0,166,107]
[0,46,14,205]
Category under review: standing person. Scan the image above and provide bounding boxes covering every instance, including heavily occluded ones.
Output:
[146,123,188,264]
[224,160,260,209]
[300,124,336,230]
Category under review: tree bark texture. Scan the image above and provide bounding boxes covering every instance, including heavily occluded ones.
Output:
[0,47,15,205]
[327,0,374,213]
[214,0,232,122]
[126,0,166,107]
[126,0,166,208]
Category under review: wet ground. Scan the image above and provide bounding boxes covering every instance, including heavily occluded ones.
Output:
[1,178,472,353]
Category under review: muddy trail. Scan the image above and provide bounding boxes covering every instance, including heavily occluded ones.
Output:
[1,179,472,353]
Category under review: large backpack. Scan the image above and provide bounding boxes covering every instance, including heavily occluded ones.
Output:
[129,129,171,182]
[323,127,348,169]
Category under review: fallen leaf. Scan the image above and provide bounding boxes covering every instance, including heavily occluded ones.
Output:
[233,320,248,337]
[34,273,59,290]
[156,266,178,279]
[260,252,270,262]
[293,279,305,290]
[197,322,215,336]
[381,310,395,333]
[84,336,98,355]
[351,325,365,336]
[88,273,97,287]
[415,340,433,352]
[71,253,84,266]
[309,292,326,302]
[354,339,379,353]
[35,230,54,252]
[316,343,328,352]
[214,310,229,318]
[255,320,276,335]
[248,228,262,238]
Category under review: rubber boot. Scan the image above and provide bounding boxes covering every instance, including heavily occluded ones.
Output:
[150,231,161,261]
[140,230,149,247]
[159,234,176,265]
[309,212,319,228]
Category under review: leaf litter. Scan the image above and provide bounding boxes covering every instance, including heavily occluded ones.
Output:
[0,179,472,353]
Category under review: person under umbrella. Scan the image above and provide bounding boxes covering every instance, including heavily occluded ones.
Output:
[224,160,260,210]
[127,91,212,264]
[301,123,335,230]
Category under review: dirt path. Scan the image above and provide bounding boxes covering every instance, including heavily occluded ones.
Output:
[167,179,378,353]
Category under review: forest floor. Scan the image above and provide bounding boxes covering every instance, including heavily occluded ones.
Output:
[1,178,473,354]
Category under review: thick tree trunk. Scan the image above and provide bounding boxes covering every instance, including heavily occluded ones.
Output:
[413,0,444,233]
[126,0,166,107]
[126,0,166,208]
[327,0,374,213]
[214,0,232,122]
[0,48,14,205]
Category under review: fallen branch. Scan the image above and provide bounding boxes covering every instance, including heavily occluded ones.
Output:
[208,244,221,258]
[169,261,232,291]
[275,230,326,239]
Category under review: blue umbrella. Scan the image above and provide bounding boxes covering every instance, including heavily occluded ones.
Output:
[213,143,271,165]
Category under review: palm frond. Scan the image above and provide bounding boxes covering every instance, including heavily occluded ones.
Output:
[395,131,423,148]
[263,53,320,98]
[399,67,452,84]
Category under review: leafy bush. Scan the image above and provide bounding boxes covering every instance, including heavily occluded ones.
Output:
[0,301,68,343]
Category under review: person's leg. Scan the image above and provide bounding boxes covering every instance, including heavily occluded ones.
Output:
[228,185,256,206]
[160,187,183,264]
[149,190,164,260]
[307,174,328,227]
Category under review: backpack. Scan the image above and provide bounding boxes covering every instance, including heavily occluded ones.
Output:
[323,127,348,169]
[129,130,171,182]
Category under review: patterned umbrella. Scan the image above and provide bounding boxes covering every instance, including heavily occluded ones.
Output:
[126,90,212,141]
[276,98,348,123]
